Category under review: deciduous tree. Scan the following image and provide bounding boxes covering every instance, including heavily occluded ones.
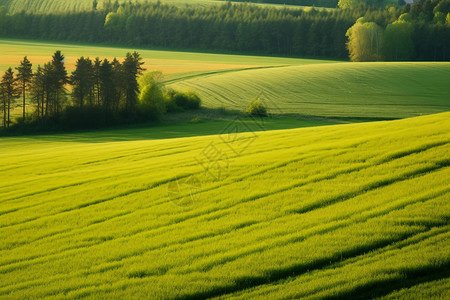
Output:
[382,20,414,61]
[346,18,383,61]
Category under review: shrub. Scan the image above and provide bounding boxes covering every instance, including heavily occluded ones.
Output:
[138,84,166,121]
[246,98,268,117]
[167,90,201,110]
[164,88,183,113]
[164,96,180,113]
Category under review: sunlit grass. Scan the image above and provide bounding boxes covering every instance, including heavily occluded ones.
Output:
[0,38,335,79]
[0,112,449,298]
[170,62,450,119]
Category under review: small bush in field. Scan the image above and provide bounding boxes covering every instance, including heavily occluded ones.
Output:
[166,89,201,111]
[246,98,268,117]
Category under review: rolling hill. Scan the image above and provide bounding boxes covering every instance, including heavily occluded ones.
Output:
[0,39,334,79]
[1,112,449,299]
[169,62,450,119]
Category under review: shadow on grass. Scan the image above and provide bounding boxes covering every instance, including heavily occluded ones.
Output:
[175,230,449,300]
[326,263,450,300]
[0,108,349,143]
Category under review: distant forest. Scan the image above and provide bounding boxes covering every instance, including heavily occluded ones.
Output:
[0,0,449,60]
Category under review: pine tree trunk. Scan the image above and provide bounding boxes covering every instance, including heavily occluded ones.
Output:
[45,89,49,120]
[3,102,6,128]
[7,97,10,128]
[23,83,26,120]
[41,94,44,122]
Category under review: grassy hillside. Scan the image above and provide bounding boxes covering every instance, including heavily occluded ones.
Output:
[1,112,449,299]
[0,39,334,79]
[169,62,450,119]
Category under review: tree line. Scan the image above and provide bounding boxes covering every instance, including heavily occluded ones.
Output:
[0,1,393,60]
[0,1,448,61]
[0,52,201,131]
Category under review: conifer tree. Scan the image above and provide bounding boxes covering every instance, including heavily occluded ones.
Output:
[30,66,45,120]
[122,52,145,114]
[51,51,68,114]
[16,56,33,120]
[71,57,94,108]
[0,68,20,128]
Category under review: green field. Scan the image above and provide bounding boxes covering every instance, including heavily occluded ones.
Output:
[1,112,449,298]
[169,62,450,119]
[1,36,450,298]
[0,39,333,81]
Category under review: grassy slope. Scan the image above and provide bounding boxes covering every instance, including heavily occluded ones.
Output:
[0,39,334,78]
[0,112,449,299]
[169,62,450,119]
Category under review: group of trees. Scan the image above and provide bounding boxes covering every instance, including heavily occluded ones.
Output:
[30,51,69,121]
[0,57,32,128]
[67,52,145,117]
[347,0,450,61]
[0,52,201,131]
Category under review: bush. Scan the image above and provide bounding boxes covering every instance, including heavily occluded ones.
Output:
[167,90,201,111]
[138,84,166,121]
[164,88,183,113]
[246,98,268,117]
